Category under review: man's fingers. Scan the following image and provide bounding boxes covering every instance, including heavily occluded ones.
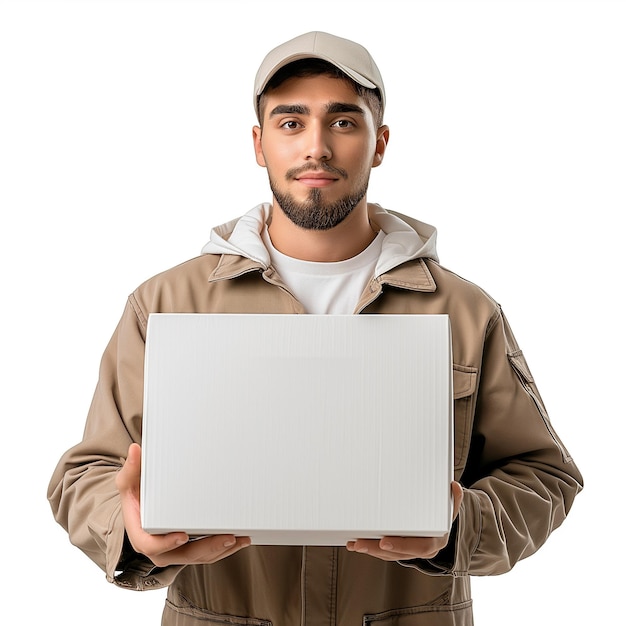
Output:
[346,482,464,562]
[129,529,190,560]
[115,443,252,566]
[451,481,464,519]
[149,535,252,567]
[347,536,443,561]
[379,536,443,560]
[115,443,142,494]
[138,534,252,566]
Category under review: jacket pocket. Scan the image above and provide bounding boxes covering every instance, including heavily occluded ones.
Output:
[507,349,572,463]
[452,365,478,472]
[163,596,272,626]
[363,599,473,625]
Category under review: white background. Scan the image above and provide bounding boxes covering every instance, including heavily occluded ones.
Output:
[1,0,623,623]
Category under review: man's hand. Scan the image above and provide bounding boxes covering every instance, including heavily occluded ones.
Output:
[116,443,251,568]
[345,481,464,561]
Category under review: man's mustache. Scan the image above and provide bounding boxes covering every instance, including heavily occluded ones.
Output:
[286,162,348,180]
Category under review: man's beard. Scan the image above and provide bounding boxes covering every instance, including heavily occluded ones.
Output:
[269,164,369,231]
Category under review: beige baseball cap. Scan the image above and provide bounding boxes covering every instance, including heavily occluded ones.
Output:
[253,31,385,120]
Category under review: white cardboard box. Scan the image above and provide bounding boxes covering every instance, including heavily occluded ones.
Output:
[141,313,453,545]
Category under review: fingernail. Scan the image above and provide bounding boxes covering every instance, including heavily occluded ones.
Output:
[381,542,393,550]
[224,538,236,547]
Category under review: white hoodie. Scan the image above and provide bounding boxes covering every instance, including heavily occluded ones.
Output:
[201,202,439,314]
[201,202,439,277]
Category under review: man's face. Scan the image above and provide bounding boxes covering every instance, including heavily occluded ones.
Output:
[253,74,388,230]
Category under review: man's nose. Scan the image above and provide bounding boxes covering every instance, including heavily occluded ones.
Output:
[304,125,332,161]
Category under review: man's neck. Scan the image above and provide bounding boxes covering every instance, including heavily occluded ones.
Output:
[267,201,377,262]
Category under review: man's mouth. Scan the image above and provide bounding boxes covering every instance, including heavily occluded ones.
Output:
[287,163,348,182]
[295,171,339,187]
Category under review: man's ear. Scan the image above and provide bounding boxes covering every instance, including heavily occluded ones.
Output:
[372,125,390,168]
[252,126,266,167]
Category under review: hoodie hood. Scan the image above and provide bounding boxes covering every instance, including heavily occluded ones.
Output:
[201,203,438,277]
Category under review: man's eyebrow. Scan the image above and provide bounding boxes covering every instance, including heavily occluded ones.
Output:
[269,104,310,117]
[268,102,366,117]
[326,102,366,116]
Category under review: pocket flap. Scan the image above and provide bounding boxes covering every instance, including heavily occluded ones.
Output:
[508,350,535,384]
[453,365,478,399]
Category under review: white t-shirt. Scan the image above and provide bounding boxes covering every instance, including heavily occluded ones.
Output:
[262,228,385,315]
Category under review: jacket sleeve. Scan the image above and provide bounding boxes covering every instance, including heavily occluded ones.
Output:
[47,297,183,590]
[409,306,583,577]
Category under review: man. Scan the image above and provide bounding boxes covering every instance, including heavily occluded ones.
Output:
[48,31,583,625]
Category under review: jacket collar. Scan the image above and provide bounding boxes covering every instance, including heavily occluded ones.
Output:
[208,253,437,293]
[377,258,437,292]
[202,203,439,281]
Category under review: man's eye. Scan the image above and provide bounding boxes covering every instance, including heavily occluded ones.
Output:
[281,121,300,130]
[332,119,354,128]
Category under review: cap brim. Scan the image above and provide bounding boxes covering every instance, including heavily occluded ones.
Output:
[255,52,378,96]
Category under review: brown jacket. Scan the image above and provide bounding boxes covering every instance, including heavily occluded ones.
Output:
[48,207,582,625]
